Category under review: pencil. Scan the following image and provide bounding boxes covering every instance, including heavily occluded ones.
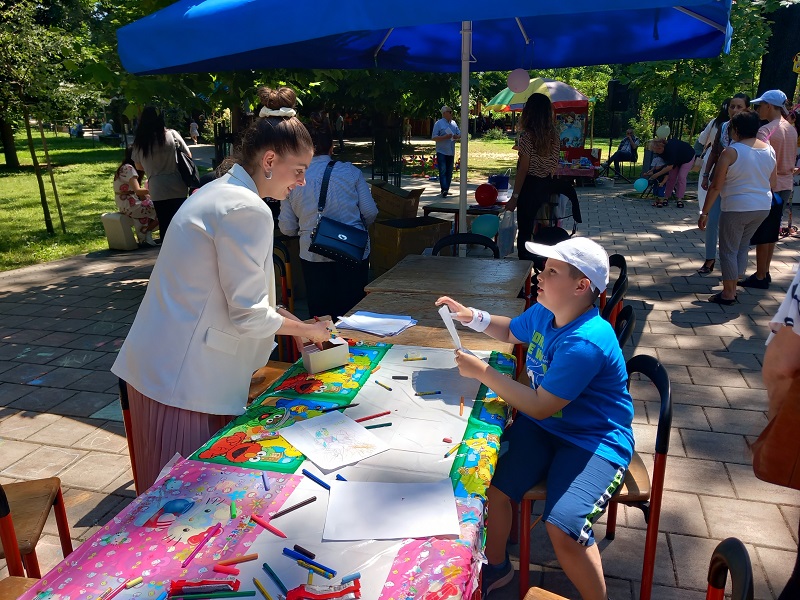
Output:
[354,410,391,423]
[181,522,221,568]
[375,380,392,391]
[365,422,391,429]
[320,403,359,413]
[269,495,317,520]
[403,356,427,361]
[460,396,464,416]
[415,390,441,396]
[302,468,331,491]
[262,561,289,595]
[218,553,258,566]
[444,442,462,458]
[252,577,273,600]
[250,514,287,538]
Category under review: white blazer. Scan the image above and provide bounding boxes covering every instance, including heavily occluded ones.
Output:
[112,164,284,415]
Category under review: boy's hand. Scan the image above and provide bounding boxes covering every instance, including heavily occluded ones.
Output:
[454,349,488,380]
[435,296,472,324]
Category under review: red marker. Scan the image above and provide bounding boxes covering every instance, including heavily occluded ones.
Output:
[355,410,391,423]
[251,514,287,538]
[213,564,240,575]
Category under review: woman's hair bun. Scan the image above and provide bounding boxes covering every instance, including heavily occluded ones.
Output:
[257,86,297,110]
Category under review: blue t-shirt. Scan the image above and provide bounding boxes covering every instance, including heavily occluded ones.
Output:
[509,303,635,467]
[431,118,460,156]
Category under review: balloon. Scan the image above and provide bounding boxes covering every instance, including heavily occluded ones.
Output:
[507,69,530,93]
[475,183,499,207]
[471,214,501,238]
[634,178,649,193]
[655,125,670,139]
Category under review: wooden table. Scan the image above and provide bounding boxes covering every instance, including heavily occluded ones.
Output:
[422,201,505,233]
[365,254,532,299]
[342,292,525,354]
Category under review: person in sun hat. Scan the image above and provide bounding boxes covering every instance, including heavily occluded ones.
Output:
[436,236,633,599]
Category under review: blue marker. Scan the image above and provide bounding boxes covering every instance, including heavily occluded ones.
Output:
[282,547,337,576]
[341,572,361,584]
[155,591,168,600]
[335,474,347,481]
[302,469,331,491]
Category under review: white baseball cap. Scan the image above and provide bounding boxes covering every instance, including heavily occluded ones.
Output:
[525,237,609,293]
[751,89,789,115]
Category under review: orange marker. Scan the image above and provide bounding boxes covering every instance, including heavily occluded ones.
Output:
[459,396,464,416]
[218,553,258,566]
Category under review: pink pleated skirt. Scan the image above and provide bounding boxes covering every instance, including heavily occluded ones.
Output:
[126,384,235,493]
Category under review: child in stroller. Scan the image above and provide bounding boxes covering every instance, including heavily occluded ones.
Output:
[642,154,669,205]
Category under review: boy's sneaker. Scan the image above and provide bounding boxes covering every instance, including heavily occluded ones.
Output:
[481,559,514,597]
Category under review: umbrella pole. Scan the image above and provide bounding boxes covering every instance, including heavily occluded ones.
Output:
[458,21,471,256]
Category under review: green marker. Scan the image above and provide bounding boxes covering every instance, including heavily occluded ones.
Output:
[365,422,392,430]
[230,501,237,518]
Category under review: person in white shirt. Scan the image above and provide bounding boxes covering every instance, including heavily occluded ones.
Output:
[280,127,378,320]
[112,87,331,492]
[431,106,460,197]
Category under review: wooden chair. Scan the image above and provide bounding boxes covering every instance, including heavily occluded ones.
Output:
[614,304,636,350]
[524,537,752,600]
[432,233,500,258]
[0,479,73,579]
[0,576,38,599]
[516,354,672,600]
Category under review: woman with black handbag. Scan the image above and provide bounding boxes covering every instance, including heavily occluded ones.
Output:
[131,107,192,240]
[279,126,378,320]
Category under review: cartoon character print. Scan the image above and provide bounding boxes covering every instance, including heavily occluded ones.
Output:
[98,530,130,546]
[134,498,194,530]
[273,373,324,395]
[455,433,500,498]
[197,431,262,463]
[165,497,230,545]
[525,330,548,389]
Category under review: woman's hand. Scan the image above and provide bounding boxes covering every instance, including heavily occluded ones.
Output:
[700,175,710,191]
[304,319,332,344]
[698,214,708,231]
[505,198,518,212]
[454,349,488,380]
[435,296,472,324]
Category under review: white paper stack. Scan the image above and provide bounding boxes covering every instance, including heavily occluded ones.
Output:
[335,311,417,337]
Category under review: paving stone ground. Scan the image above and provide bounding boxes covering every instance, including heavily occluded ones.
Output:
[0,149,798,599]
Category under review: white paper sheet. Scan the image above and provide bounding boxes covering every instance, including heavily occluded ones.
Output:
[323,479,460,541]
[335,311,417,336]
[279,411,389,471]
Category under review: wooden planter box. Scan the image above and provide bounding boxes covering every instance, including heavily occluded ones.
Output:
[370,216,452,275]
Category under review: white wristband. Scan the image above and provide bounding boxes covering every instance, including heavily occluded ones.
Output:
[466,308,491,332]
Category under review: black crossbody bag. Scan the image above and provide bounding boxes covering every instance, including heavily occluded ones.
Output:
[308,160,368,267]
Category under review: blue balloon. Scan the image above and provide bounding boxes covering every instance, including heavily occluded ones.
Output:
[471,214,500,238]
[633,178,649,193]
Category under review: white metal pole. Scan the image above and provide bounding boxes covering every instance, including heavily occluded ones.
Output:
[458,21,471,256]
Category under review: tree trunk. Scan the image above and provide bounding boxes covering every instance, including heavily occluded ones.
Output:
[38,121,66,233]
[757,3,800,99]
[0,116,20,168]
[23,106,54,235]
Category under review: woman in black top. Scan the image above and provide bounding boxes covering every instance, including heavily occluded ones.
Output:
[649,138,696,208]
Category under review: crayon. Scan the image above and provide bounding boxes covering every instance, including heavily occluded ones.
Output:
[269,495,317,520]
[365,422,391,430]
[415,391,441,396]
[218,553,259,566]
[391,375,409,380]
[375,380,392,391]
[293,544,316,560]
[307,570,314,585]
[250,514,287,538]
[262,561,289,595]
[230,501,238,519]
[213,564,240,575]
[370,365,380,374]
[335,474,347,481]
[341,572,361,584]
[460,396,464,416]
[181,522,221,568]
[354,410,391,423]
[298,560,334,579]
[252,577,273,600]
[302,468,331,491]
[282,547,337,576]
[125,577,143,588]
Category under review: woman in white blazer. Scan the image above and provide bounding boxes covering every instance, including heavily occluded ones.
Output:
[112,87,332,491]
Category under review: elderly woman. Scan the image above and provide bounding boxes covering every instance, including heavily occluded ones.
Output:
[698,110,775,305]
[648,137,696,208]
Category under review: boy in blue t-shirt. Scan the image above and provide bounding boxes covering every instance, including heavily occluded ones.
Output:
[437,237,634,600]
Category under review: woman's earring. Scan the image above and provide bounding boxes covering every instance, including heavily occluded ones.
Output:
[264,169,273,180]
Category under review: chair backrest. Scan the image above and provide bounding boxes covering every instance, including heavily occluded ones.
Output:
[601,253,629,325]
[626,354,672,455]
[431,233,500,258]
[0,484,25,577]
[614,304,636,349]
[706,538,754,600]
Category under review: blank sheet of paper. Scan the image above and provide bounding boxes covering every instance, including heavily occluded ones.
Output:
[323,479,460,541]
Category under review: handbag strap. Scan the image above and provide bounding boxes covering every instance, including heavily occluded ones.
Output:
[317,160,337,214]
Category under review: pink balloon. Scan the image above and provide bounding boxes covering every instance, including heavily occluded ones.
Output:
[507,69,530,93]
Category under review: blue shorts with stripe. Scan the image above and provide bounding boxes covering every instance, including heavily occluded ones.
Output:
[491,416,627,546]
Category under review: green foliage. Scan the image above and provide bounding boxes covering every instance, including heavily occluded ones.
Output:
[481,128,510,141]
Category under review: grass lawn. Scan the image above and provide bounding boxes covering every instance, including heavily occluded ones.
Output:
[0,131,126,271]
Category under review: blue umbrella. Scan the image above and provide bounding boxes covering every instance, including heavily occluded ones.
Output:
[118,0,732,239]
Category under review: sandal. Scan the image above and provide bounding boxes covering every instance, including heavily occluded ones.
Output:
[676,200,684,208]
[697,259,715,274]
[651,201,662,207]
[708,292,737,305]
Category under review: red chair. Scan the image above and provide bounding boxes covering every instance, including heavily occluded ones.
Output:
[600,253,628,328]
[0,479,73,579]
[517,354,672,600]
